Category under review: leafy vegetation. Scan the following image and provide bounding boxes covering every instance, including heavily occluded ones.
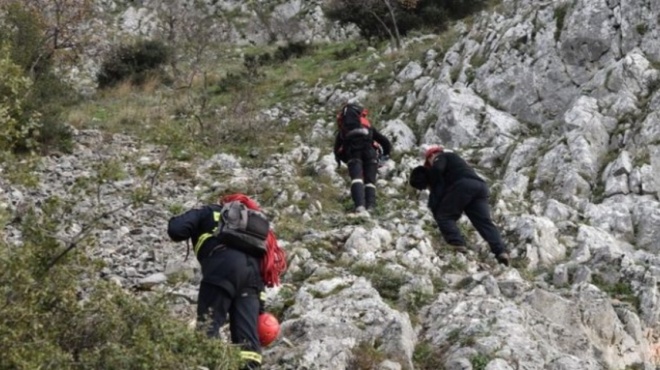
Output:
[413,340,449,369]
[470,353,492,370]
[0,0,534,368]
[349,341,386,369]
[324,0,488,46]
[97,39,171,88]
[591,274,640,310]
[350,263,408,304]
[554,3,570,41]
[0,43,40,153]
[0,1,76,154]
[0,199,240,369]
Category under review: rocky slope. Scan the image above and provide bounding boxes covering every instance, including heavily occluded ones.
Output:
[3,0,660,369]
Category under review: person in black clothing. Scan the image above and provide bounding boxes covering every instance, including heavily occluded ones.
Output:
[409,145,510,266]
[167,193,268,369]
[333,103,392,213]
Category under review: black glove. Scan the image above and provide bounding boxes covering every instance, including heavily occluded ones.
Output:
[409,165,429,190]
[496,252,510,266]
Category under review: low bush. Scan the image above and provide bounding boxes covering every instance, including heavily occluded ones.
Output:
[97,39,171,88]
[324,0,488,43]
[0,2,75,154]
[242,41,312,75]
[0,199,240,369]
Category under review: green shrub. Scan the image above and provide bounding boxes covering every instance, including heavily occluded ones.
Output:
[470,353,492,370]
[415,4,449,29]
[242,41,312,74]
[0,1,48,75]
[25,70,76,153]
[331,41,367,60]
[0,200,241,370]
[324,1,398,42]
[0,43,40,153]
[441,0,489,19]
[97,39,171,88]
[350,264,407,303]
[554,3,570,41]
[413,340,448,370]
[273,41,311,62]
[324,0,486,43]
[0,2,74,154]
[349,341,385,369]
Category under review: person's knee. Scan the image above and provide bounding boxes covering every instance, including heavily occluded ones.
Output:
[435,213,457,223]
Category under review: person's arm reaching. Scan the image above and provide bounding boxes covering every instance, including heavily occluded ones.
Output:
[167,207,206,241]
[409,166,429,190]
[372,128,392,157]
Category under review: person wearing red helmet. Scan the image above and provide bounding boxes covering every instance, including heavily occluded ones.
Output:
[167,193,286,369]
[410,145,510,266]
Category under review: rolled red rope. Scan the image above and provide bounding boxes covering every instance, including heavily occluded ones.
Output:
[221,193,287,287]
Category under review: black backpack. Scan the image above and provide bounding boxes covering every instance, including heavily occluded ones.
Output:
[214,201,269,257]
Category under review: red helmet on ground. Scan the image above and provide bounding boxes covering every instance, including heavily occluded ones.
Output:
[258,312,280,347]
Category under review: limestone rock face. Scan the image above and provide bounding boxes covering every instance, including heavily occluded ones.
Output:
[4,0,660,368]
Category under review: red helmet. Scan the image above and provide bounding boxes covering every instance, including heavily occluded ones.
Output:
[424,145,444,167]
[258,312,280,347]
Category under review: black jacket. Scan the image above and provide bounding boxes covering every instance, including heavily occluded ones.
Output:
[167,205,224,261]
[427,151,484,210]
[333,127,392,163]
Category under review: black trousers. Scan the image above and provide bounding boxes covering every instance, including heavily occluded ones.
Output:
[197,247,263,369]
[432,178,506,255]
[347,145,378,209]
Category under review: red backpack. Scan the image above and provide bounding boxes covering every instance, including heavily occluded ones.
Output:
[337,103,371,138]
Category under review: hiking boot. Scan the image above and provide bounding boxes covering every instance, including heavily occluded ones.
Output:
[496,252,510,266]
[348,206,370,219]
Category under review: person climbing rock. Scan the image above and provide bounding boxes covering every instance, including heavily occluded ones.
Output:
[333,102,392,214]
[167,193,286,369]
[409,145,510,266]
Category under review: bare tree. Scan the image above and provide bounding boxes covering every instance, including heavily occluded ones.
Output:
[1,0,95,74]
[151,0,231,84]
[149,0,235,134]
[248,1,278,43]
[380,0,402,49]
[20,0,94,58]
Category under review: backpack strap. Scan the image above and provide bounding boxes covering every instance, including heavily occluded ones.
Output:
[238,205,248,230]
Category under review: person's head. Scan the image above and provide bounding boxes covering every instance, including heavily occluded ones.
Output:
[424,145,444,168]
[409,165,429,190]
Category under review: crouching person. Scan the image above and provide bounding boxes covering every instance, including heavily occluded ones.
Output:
[409,146,510,266]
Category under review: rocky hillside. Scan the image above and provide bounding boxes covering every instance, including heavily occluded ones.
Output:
[3,0,660,369]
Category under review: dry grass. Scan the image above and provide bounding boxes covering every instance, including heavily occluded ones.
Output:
[66,84,171,133]
[64,38,430,161]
